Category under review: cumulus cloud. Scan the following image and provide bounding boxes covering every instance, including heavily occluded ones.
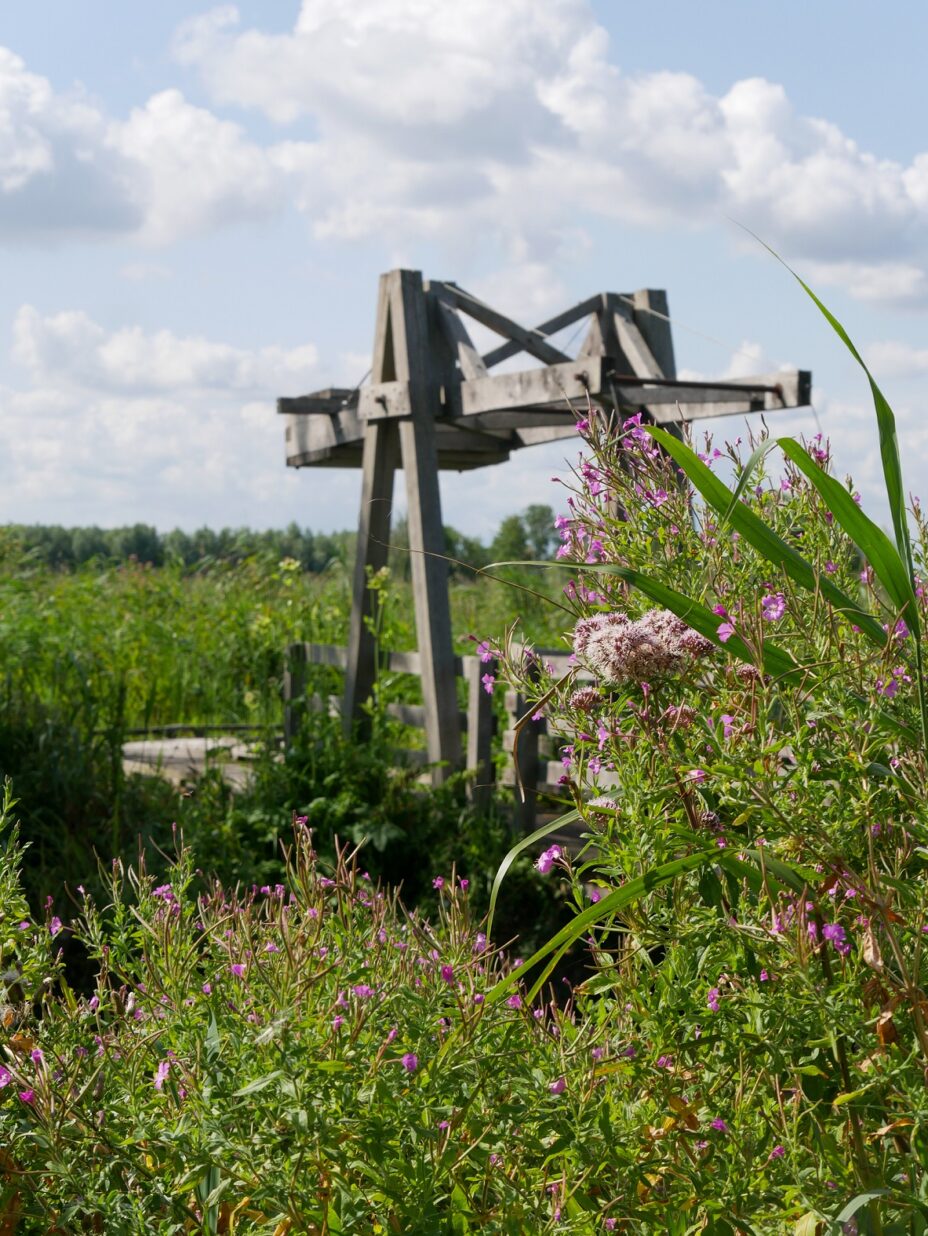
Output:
[171,0,928,302]
[3,2,928,300]
[0,306,330,528]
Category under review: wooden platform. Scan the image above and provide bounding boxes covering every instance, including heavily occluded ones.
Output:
[122,737,264,790]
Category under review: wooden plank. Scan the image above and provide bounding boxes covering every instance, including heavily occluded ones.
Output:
[343,271,402,735]
[464,654,496,808]
[435,299,489,380]
[612,315,663,380]
[386,270,462,781]
[431,281,571,367]
[277,388,357,415]
[446,408,577,432]
[444,356,607,419]
[357,380,414,421]
[608,371,811,420]
[386,700,467,730]
[282,641,307,748]
[304,643,349,669]
[481,294,601,368]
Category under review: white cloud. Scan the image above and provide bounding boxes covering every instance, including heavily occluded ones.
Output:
[12,304,318,393]
[0,306,331,528]
[865,339,928,378]
[2,3,928,302]
[171,2,928,303]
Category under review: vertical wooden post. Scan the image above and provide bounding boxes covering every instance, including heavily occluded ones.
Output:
[632,288,683,441]
[511,679,541,833]
[465,654,496,808]
[344,273,400,733]
[283,641,307,749]
[390,270,461,781]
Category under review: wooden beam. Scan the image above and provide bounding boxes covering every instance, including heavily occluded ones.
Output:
[344,271,399,735]
[385,270,462,779]
[612,314,663,381]
[431,281,571,367]
[277,388,357,415]
[434,298,489,380]
[343,419,398,730]
[481,294,601,368]
[448,355,606,418]
[608,371,811,418]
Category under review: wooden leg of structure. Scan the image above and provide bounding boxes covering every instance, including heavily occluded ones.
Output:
[399,413,462,782]
[343,419,398,733]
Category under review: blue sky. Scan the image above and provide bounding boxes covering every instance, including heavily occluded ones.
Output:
[1,1,927,537]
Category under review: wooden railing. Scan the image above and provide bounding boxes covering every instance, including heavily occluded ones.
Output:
[282,643,497,807]
[283,643,612,828]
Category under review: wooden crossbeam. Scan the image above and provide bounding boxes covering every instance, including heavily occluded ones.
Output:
[429,281,571,367]
[481,294,602,368]
[434,299,488,380]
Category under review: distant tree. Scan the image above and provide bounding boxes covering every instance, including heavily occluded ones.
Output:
[521,504,557,559]
[489,514,530,564]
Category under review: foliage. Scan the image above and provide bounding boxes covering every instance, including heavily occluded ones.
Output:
[2,807,635,1234]
[490,288,928,1230]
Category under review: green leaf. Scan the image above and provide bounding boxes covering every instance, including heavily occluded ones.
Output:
[831,1190,891,1226]
[647,426,888,647]
[777,437,919,638]
[486,849,720,1006]
[487,809,580,942]
[232,1070,284,1097]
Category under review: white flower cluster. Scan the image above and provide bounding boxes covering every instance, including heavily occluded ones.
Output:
[573,609,713,685]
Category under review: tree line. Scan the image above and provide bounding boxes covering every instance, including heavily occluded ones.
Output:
[1,504,558,574]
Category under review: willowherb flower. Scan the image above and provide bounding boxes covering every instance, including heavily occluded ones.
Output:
[401,1053,418,1073]
[569,686,599,712]
[0,1066,11,1088]
[707,987,720,1012]
[549,1077,567,1094]
[153,1060,170,1091]
[761,592,787,622]
[822,923,850,955]
[710,1118,729,1133]
[49,917,62,938]
[573,609,712,685]
[536,845,563,875]
[440,965,454,984]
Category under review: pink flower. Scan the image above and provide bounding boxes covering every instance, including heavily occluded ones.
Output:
[710,1118,728,1133]
[549,1077,567,1094]
[401,1053,418,1073]
[707,987,720,1012]
[332,1015,344,1031]
[761,592,786,622]
[230,963,246,978]
[656,1055,673,1069]
[720,714,735,739]
[506,994,522,1009]
[0,1067,11,1088]
[153,1060,170,1091]
[822,923,850,955]
[18,1089,35,1104]
[476,640,493,663]
[481,673,496,695]
[201,982,212,995]
[717,622,736,643]
[432,876,444,890]
[265,942,280,953]
[440,965,454,984]
[49,917,63,938]
[687,769,707,784]
[352,984,374,998]
[536,845,562,875]
[769,1145,785,1160]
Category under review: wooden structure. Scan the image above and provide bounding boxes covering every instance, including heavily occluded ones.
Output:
[279,270,811,783]
[282,641,496,805]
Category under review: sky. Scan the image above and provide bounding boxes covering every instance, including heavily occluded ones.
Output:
[1,1,928,539]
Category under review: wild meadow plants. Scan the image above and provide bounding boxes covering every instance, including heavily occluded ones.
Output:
[484,279,928,1231]
[4,276,928,1232]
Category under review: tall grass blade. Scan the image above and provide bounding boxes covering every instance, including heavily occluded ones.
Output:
[487,849,720,1005]
[486,809,580,943]
[648,427,888,647]
[778,438,919,637]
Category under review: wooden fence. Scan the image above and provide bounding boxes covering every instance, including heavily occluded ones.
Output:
[283,643,603,828]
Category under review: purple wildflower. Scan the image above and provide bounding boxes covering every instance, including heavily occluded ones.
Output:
[153,1060,170,1091]
[761,592,786,621]
[440,965,454,984]
[0,1067,11,1088]
[536,845,562,875]
[717,621,736,643]
[707,987,720,1012]
[822,922,850,955]
[230,963,246,978]
[710,1118,729,1133]
[352,984,374,998]
[549,1077,567,1095]
[49,917,62,938]
[481,673,496,695]
[401,1053,418,1073]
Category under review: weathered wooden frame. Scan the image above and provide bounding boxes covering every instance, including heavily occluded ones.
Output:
[279,269,812,782]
